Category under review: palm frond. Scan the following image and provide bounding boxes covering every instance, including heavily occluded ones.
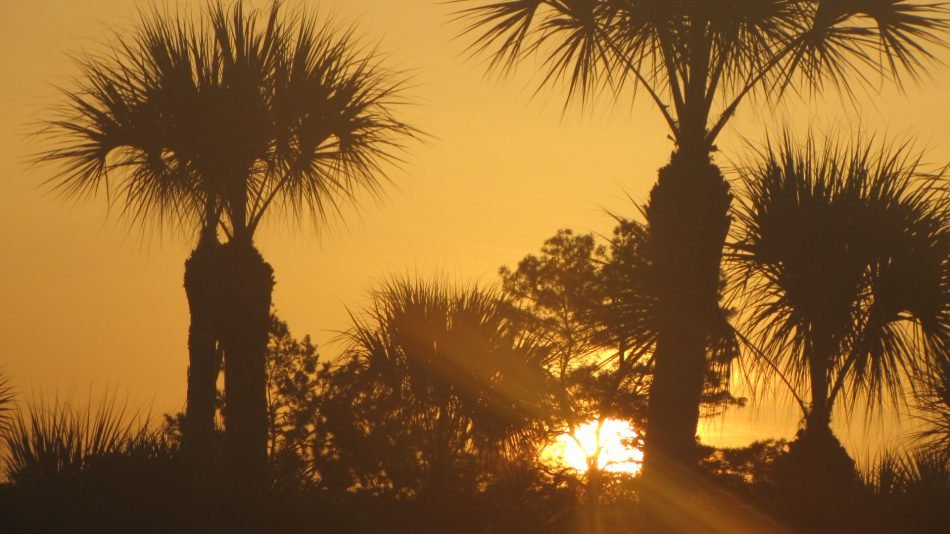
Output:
[2,395,168,485]
[37,1,418,243]
[0,374,13,434]
[781,1,948,95]
[338,276,551,461]
[912,355,950,452]
[858,0,950,84]
[35,4,213,236]
[455,1,948,147]
[730,130,950,422]
[452,0,547,73]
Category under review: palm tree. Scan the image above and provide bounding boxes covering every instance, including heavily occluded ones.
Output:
[731,133,949,442]
[37,4,224,462]
[338,277,549,529]
[37,1,415,487]
[453,0,948,479]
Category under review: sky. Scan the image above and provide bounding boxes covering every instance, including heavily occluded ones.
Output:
[1,0,948,456]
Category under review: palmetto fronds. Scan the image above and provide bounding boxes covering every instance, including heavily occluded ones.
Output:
[37,1,416,241]
[730,132,949,421]
[0,373,13,433]
[340,277,551,462]
[454,1,948,146]
[864,447,950,507]
[913,356,950,452]
[2,396,170,485]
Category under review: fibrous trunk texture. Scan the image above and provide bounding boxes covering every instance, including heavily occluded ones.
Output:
[642,152,731,476]
[219,242,274,494]
[183,240,224,464]
[806,334,833,437]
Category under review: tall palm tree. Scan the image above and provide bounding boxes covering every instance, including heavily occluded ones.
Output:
[37,1,415,487]
[453,0,948,480]
[38,4,225,462]
[731,134,949,441]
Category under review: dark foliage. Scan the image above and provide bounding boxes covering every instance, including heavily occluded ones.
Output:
[771,427,862,532]
[453,2,949,501]
[699,439,789,498]
[913,354,950,453]
[730,133,950,435]
[0,375,12,434]
[36,0,418,490]
[0,399,200,533]
[501,225,745,430]
[310,279,550,496]
[862,448,950,534]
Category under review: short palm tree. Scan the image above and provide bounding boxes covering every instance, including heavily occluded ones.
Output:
[340,277,550,500]
[731,134,949,440]
[454,0,948,478]
[37,1,415,486]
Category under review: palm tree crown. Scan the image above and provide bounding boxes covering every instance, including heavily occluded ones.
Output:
[731,133,949,430]
[38,1,415,243]
[454,0,947,152]
[342,277,551,464]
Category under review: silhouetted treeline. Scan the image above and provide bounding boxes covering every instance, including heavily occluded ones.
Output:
[4,0,950,532]
[4,134,950,532]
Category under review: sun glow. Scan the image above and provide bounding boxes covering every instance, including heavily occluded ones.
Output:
[545,418,644,475]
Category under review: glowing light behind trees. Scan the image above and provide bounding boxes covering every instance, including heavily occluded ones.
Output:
[546,418,644,475]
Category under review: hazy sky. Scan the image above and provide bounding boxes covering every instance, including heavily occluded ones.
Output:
[2,0,948,455]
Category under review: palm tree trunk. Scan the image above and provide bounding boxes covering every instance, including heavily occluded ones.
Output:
[639,150,730,532]
[219,241,274,493]
[422,409,453,534]
[642,151,731,473]
[183,238,223,463]
[806,340,833,436]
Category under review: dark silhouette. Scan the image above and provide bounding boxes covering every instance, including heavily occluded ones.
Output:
[863,449,950,533]
[184,235,225,467]
[732,134,948,440]
[0,374,12,434]
[730,133,950,530]
[501,226,743,424]
[318,277,550,532]
[500,225,747,533]
[0,397,190,533]
[500,229,649,534]
[9,1,950,532]
[453,2,949,509]
[36,0,415,492]
[914,355,950,453]
[2,284,948,532]
[263,316,322,488]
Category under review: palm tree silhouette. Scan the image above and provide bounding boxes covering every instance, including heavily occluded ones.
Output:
[37,1,414,488]
[453,0,948,481]
[731,134,949,442]
[339,277,549,531]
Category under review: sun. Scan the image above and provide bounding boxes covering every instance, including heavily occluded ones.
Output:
[545,418,644,475]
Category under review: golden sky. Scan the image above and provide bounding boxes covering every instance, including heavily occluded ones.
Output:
[2,0,948,455]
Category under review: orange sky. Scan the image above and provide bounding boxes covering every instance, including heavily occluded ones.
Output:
[2,0,948,455]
